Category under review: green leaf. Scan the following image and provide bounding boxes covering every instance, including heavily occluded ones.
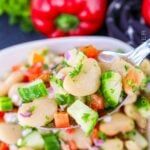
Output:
[0,0,33,32]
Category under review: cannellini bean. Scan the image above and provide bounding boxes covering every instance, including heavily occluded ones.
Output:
[99,113,134,136]
[63,58,101,96]
[124,104,147,129]
[132,131,148,149]
[0,71,24,96]
[60,128,92,149]
[19,147,33,150]
[5,71,24,87]
[99,56,133,77]
[0,123,22,144]
[140,59,150,76]
[0,81,9,96]
[101,138,123,150]
[60,140,70,150]
[8,83,26,106]
[18,98,57,127]
[124,94,137,105]
[57,67,73,79]
[125,140,141,150]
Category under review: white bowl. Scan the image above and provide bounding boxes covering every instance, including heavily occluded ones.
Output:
[0,36,133,76]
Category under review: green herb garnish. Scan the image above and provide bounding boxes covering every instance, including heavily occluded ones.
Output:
[124,65,129,71]
[98,132,107,141]
[82,113,90,122]
[69,63,83,78]
[55,94,75,106]
[123,130,136,139]
[50,76,63,87]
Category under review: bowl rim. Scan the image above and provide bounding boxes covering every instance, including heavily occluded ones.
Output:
[0,36,134,55]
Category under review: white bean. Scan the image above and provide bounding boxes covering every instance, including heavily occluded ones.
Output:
[124,94,137,105]
[124,104,147,129]
[18,98,57,127]
[19,147,33,150]
[60,128,92,149]
[140,59,150,76]
[0,71,24,96]
[63,58,101,96]
[101,138,123,150]
[99,57,133,77]
[99,113,135,136]
[0,81,9,96]
[0,123,22,144]
[125,140,141,150]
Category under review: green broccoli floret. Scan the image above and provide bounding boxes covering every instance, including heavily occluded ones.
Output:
[135,96,150,118]
[101,71,122,108]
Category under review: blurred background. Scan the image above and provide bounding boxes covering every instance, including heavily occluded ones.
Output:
[0,0,150,49]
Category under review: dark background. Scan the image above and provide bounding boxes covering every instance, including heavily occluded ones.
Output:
[0,11,110,51]
[0,15,108,50]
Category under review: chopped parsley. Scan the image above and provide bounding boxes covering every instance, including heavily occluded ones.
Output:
[98,132,107,141]
[69,63,83,78]
[82,113,90,122]
[41,49,49,56]
[124,65,129,71]
[127,79,139,93]
[43,64,49,70]
[55,94,75,106]
[123,130,136,139]
[61,60,69,67]
[28,106,36,113]
[50,76,63,87]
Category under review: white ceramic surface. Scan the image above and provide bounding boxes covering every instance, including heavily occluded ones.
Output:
[0,36,134,76]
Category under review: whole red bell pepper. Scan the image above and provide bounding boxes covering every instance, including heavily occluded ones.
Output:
[31,0,107,37]
[142,0,150,26]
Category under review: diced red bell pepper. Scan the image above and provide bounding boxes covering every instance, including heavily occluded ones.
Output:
[24,63,43,82]
[90,94,104,111]
[0,143,9,150]
[0,112,4,123]
[80,45,100,59]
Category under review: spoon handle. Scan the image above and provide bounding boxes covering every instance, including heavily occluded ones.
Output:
[128,39,150,66]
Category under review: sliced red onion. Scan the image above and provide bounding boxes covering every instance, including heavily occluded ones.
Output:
[89,146,99,150]
[146,83,150,92]
[20,111,32,118]
[48,87,55,98]
[93,139,104,147]
[65,51,71,60]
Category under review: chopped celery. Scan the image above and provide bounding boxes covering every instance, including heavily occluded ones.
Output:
[67,100,98,135]
[42,133,60,150]
[135,97,150,118]
[101,71,122,107]
[17,131,44,149]
[18,79,48,103]
[0,97,13,111]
